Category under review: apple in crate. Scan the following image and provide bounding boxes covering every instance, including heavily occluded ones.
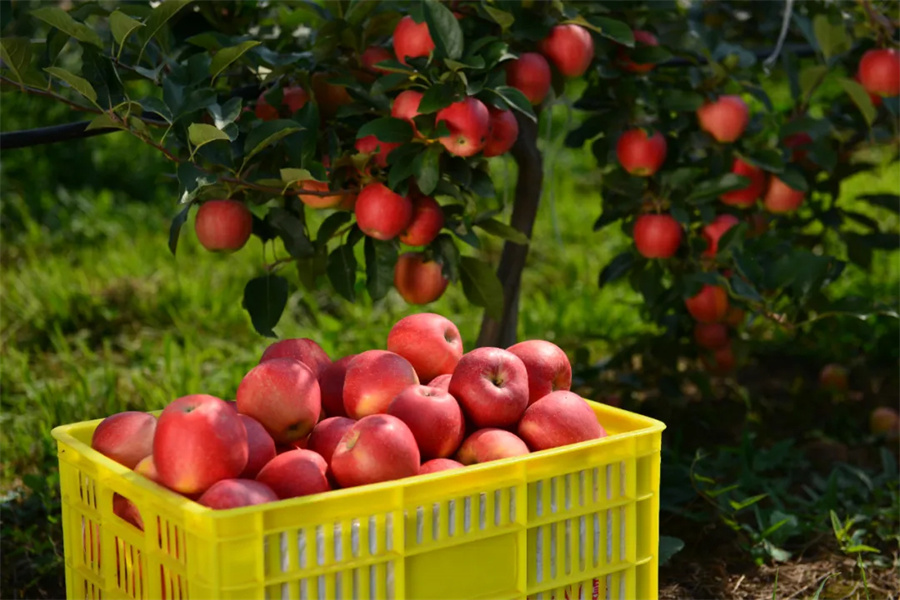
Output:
[319,355,356,418]
[91,411,157,469]
[387,313,463,383]
[259,338,331,379]
[419,458,465,475]
[343,350,419,419]
[388,384,465,459]
[256,450,331,499]
[331,415,420,488]
[154,395,248,495]
[507,340,573,406]
[237,358,322,444]
[518,391,606,451]
[238,415,277,478]
[449,347,529,428]
[134,455,160,483]
[307,417,356,465]
[198,479,279,509]
[113,494,144,530]
[457,429,530,465]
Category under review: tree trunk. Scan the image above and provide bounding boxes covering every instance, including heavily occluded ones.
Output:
[476,112,543,348]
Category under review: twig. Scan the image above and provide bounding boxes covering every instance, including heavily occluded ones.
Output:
[784,571,835,600]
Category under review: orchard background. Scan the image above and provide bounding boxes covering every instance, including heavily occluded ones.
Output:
[1,0,898,598]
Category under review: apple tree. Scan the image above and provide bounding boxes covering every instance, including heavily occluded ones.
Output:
[1,0,897,359]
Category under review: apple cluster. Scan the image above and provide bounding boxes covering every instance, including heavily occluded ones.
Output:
[92,313,607,520]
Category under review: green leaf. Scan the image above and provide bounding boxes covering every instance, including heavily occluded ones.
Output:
[139,96,172,122]
[778,167,808,192]
[799,65,828,100]
[139,0,192,60]
[582,16,633,46]
[280,168,315,186]
[838,77,877,126]
[493,86,536,122]
[718,223,748,255]
[598,252,635,287]
[242,275,289,338]
[431,233,460,283]
[813,14,849,61]
[0,38,32,85]
[729,493,767,512]
[686,174,751,203]
[371,72,411,95]
[209,40,261,82]
[244,120,302,162]
[415,144,442,196]
[483,6,514,30]
[857,194,900,213]
[316,212,352,246]
[176,162,215,204]
[110,10,144,48]
[418,83,459,114]
[357,117,413,143]
[730,273,762,302]
[658,536,684,567]
[85,113,124,131]
[460,256,503,320]
[207,96,241,129]
[267,207,314,258]
[188,123,230,151]
[629,45,672,65]
[844,544,880,554]
[742,149,785,173]
[475,219,529,244]
[327,245,358,302]
[423,0,463,61]
[44,67,97,104]
[30,6,102,48]
[168,204,191,256]
[364,238,398,301]
[662,90,703,112]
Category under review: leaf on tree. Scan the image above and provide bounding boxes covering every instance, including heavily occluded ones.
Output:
[30,7,103,48]
[327,244,358,302]
[364,237,398,301]
[459,256,503,320]
[242,275,289,338]
[423,0,464,61]
[167,204,191,256]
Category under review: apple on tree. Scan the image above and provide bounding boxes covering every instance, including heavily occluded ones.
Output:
[539,24,595,78]
[394,252,449,305]
[194,200,253,253]
[505,53,552,105]
[633,214,682,259]
[697,95,749,143]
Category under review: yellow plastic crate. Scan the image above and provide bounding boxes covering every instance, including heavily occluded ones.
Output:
[52,401,665,600]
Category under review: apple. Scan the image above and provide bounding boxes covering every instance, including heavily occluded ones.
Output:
[331,414,421,487]
[319,355,356,417]
[260,338,331,380]
[539,24,595,78]
[355,135,401,169]
[618,30,659,73]
[387,385,465,459]
[457,429,529,465]
[355,182,414,241]
[721,158,766,207]
[394,252,449,304]
[482,107,519,157]
[343,350,419,419]
[391,90,424,134]
[297,179,343,209]
[449,347,529,428]
[435,97,490,157]
[312,73,352,119]
[693,323,729,349]
[685,285,729,323]
[256,449,331,499]
[428,374,452,392]
[518,391,605,451]
[194,200,253,253]
[386,312,463,383]
[419,458,465,475]
[113,494,144,530]
[702,343,736,374]
[783,133,813,164]
[702,215,740,257]
[399,196,444,246]
[857,48,900,98]
[507,340,572,406]
[236,358,321,444]
[764,176,805,213]
[237,415,277,479]
[91,411,156,469]
[869,407,900,439]
[255,86,308,120]
[819,364,849,392]
[134,454,160,483]
[361,46,393,74]
[633,214,682,258]
[307,417,356,466]
[505,52,552,105]
[154,395,248,495]
[393,15,435,65]
[254,91,279,121]
[697,96,749,143]
[616,129,667,176]
[198,479,279,510]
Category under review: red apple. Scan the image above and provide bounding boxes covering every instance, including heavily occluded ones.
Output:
[539,24,594,78]
[91,411,157,469]
[764,176,805,213]
[355,182,414,241]
[260,338,331,380]
[113,494,144,530]
[237,415,277,479]
[387,312,463,383]
[783,133,813,164]
[198,479,279,509]
[387,385,465,459]
[297,179,343,209]
[419,458,465,475]
[435,97,490,157]
[255,86,308,120]
[361,46,393,74]
[506,340,572,406]
[134,454,160,483]
[319,355,356,417]
[693,323,729,349]
[428,374,452,392]
[616,129,667,176]
[312,72,352,119]
[457,429,529,465]
[869,407,900,439]
[618,30,659,74]
[518,391,605,451]
[307,417,356,466]
[702,342,736,374]
[343,350,419,419]
[256,449,331,499]
[236,358,321,444]
[697,96,749,143]
[254,91,279,121]
[819,364,849,392]
[685,285,729,323]
[391,90,424,134]
[355,135,401,169]
[505,52,552,105]
[154,395,248,495]
[483,107,519,157]
[721,158,766,207]
[331,414,421,487]
[633,214,682,258]
[394,252,449,304]
[393,16,435,65]
[702,215,740,257]
[857,48,900,97]
[194,200,253,253]
[449,347,529,428]
[399,196,444,246]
